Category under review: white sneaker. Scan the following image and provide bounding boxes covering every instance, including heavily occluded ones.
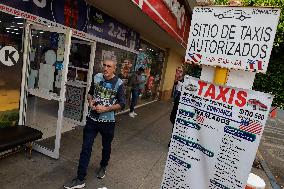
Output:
[133,112,138,116]
[129,112,135,118]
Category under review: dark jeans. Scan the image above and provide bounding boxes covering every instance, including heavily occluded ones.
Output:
[77,118,115,180]
[130,89,140,112]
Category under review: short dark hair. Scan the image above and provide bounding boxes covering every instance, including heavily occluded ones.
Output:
[138,67,145,72]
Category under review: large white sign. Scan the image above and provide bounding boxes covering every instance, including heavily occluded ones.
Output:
[185,6,281,73]
[161,76,273,189]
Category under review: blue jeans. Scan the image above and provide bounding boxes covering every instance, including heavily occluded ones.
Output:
[77,118,115,180]
[130,89,140,112]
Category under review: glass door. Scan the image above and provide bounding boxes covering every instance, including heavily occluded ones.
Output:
[64,38,95,125]
[21,23,71,159]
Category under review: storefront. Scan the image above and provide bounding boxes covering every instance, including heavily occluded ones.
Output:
[0,0,171,159]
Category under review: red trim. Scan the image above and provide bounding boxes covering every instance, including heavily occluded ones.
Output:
[132,0,190,48]
[141,0,189,48]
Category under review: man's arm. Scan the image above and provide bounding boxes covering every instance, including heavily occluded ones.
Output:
[87,94,96,110]
[87,79,96,110]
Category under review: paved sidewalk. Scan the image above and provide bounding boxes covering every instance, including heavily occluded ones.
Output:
[0,101,273,189]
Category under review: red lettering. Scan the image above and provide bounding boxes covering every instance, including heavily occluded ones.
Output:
[31,15,37,21]
[0,5,5,11]
[204,84,216,99]
[235,91,247,107]
[14,10,20,16]
[198,81,207,96]
[228,89,236,104]
[216,86,229,103]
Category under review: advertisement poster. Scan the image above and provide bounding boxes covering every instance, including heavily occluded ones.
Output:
[185,6,280,73]
[161,76,273,189]
[0,42,23,127]
[64,86,85,121]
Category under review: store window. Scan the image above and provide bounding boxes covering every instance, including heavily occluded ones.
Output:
[0,12,24,128]
[93,42,137,108]
[135,40,165,104]
[64,38,92,122]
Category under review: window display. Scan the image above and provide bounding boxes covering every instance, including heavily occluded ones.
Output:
[136,40,165,102]
[27,30,66,100]
[0,12,24,127]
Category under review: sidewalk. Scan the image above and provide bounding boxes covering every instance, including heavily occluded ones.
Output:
[0,101,272,189]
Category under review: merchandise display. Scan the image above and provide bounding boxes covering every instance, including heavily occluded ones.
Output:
[38,50,56,92]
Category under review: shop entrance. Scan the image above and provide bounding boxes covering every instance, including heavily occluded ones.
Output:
[21,23,95,159]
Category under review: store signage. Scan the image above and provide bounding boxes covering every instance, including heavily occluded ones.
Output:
[87,7,140,50]
[162,0,185,29]
[131,0,190,48]
[0,46,19,66]
[161,76,273,189]
[0,0,140,50]
[185,6,281,73]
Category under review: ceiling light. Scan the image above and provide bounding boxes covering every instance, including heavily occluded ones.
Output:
[15,16,22,18]
[6,31,10,33]
[10,26,15,27]
[17,23,23,25]
[11,31,15,34]
[14,28,19,31]
[15,33,19,35]
[39,31,44,34]
[6,28,11,30]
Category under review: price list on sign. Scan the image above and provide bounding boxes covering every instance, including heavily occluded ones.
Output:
[161,76,273,189]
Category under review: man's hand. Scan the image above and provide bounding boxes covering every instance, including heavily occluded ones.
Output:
[90,103,96,110]
[87,95,96,110]
[95,105,109,113]
[95,104,121,113]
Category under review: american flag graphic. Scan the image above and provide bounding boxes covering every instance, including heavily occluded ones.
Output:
[239,120,263,135]
[196,115,205,124]
[187,52,202,63]
[247,60,263,71]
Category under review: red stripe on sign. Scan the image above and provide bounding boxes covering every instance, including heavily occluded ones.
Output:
[249,63,254,70]
[239,120,262,135]
[191,56,198,62]
[258,61,263,70]
[196,54,202,59]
